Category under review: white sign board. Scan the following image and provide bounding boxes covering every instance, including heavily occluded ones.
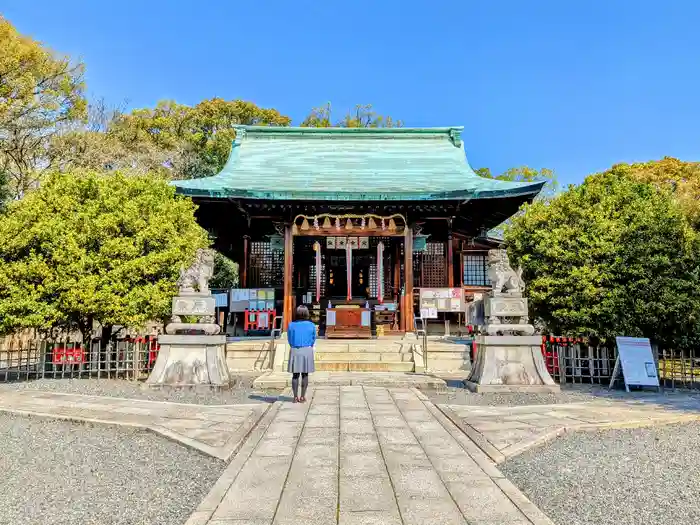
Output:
[614,337,659,389]
[420,307,437,319]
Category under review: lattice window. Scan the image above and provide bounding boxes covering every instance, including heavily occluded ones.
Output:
[463,252,489,286]
[249,241,284,288]
[414,242,446,288]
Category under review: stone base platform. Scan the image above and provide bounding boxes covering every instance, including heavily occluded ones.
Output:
[147,335,230,387]
[465,335,559,393]
[253,371,446,389]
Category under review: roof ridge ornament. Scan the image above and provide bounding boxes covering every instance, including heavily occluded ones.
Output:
[449,128,462,147]
[233,125,247,144]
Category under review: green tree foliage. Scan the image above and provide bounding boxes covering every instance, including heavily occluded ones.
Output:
[301,102,402,128]
[210,252,239,289]
[0,171,209,339]
[505,171,700,348]
[0,17,87,198]
[476,166,558,198]
[603,157,700,227]
[109,98,291,178]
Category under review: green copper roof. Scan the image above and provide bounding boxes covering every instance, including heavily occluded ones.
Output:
[171,126,545,201]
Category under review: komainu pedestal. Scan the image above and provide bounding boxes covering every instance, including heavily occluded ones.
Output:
[146,335,229,387]
[464,335,559,393]
[147,249,230,388]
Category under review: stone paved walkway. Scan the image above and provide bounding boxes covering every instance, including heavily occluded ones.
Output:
[187,386,553,525]
[439,400,700,464]
[0,390,269,460]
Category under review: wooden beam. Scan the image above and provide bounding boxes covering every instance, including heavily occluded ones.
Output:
[404,225,414,332]
[293,227,405,237]
[283,224,293,331]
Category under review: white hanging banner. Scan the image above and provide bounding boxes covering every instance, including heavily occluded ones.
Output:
[346,244,352,301]
[314,241,321,303]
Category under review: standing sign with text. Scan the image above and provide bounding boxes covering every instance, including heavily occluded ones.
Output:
[419,288,463,319]
[614,336,660,389]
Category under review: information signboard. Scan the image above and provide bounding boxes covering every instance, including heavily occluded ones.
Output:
[610,337,660,391]
[419,288,463,316]
[229,288,275,312]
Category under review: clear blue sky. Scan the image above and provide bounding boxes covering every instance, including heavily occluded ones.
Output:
[3,0,698,186]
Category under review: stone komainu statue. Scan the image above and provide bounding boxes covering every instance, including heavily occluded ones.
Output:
[478,249,534,335]
[486,249,525,297]
[177,249,215,295]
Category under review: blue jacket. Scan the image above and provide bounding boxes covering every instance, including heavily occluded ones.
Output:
[287,320,316,348]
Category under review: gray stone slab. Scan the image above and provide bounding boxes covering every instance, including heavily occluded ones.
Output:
[340,408,372,420]
[265,421,304,439]
[396,496,467,525]
[446,480,531,525]
[340,475,397,512]
[340,451,387,478]
[339,510,402,525]
[371,415,406,428]
[341,418,375,434]
[375,427,417,445]
[305,414,340,428]
[381,444,433,470]
[214,457,291,521]
[299,426,339,444]
[341,434,382,453]
[254,437,297,457]
[293,445,339,468]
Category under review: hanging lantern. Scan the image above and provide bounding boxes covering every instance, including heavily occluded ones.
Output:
[313,217,320,230]
[335,217,341,231]
[323,216,332,229]
[368,217,377,229]
[388,218,396,232]
[381,218,386,230]
[360,217,366,229]
[292,223,299,235]
[301,218,310,230]
[345,218,353,231]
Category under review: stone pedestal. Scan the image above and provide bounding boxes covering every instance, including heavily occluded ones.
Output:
[464,335,559,393]
[146,335,230,387]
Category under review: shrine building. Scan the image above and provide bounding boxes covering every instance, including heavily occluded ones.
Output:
[172,125,543,339]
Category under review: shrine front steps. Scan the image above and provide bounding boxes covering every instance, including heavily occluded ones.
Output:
[286,338,415,373]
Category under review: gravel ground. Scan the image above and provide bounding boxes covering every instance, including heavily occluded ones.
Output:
[501,421,700,525]
[0,374,281,404]
[423,383,700,407]
[0,413,225,525]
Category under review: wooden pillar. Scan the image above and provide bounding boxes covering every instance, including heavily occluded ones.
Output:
[283,224,293,331]
[393,242,401,296]
[446,221,454,288]
[404,225,414,332]
[242,235,250,287]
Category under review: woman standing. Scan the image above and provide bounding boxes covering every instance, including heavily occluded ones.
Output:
[287,305,316,403]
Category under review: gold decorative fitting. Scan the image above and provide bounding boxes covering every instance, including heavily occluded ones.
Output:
[313,241,320,252]
[368,217,377,229]
[292,223,299,235]
[345,219,353,231]
[323,216,332,229]
[301,218,310,230]
[388,218,396,232]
